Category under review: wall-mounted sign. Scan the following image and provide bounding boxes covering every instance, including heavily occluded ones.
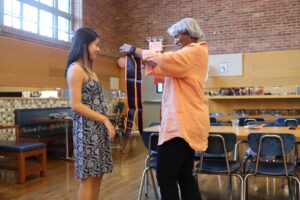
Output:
[149,41,163,52]
[208,53,243,77]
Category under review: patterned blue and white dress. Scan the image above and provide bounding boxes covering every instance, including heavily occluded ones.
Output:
[73,77,113,179]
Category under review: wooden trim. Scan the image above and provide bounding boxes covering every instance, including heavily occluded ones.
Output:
[0,125,20,140]
[207,95,300,100]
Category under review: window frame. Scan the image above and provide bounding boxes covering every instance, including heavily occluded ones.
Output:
[0,0,73,46]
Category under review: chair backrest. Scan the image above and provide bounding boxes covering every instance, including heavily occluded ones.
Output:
[284,119,298,127]
[115,101,125,114]
[148,133,159,154]
[246,121,266,126]
[248,133,295,157]
[210,122,224,126]
[254,118,264,122]
[239,118,255,126]
[206,132,236,154]
[140,131,158,150]
[276,118,287,127]
[210,117,217,123]
[209,112,223,117]
[239,117,264,126]
[148,121,160,127]
[244,119,257,126]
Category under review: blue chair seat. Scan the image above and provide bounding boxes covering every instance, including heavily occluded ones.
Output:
[210,122,224,126]
[0,141,46,152]
[202,160,240,173]
[150,150,157,157]
[196,152,225,159]
[248,162,295,175]
[138,132,159,200]
[149,158,157,169]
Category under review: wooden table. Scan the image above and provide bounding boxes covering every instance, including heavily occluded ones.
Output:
[33,117,73,160]
[213,115,300,123]
[107,114,126,153]
[143,125,300,140]
[33,113,126,158]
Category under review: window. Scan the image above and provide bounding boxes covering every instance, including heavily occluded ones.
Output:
[1,0,72,43]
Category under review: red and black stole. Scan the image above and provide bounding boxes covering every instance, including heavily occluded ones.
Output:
[124,55,143,137]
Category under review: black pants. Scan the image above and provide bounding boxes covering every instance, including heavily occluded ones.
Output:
[156,137,202,200]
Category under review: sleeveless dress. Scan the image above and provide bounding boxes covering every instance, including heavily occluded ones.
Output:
[72,76,113,179]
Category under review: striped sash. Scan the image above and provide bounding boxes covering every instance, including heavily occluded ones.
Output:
[124,55,143,137]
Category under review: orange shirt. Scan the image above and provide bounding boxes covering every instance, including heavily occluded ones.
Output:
[142,42,209,151]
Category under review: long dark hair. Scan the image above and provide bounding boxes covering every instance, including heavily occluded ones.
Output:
[65,27,99,77]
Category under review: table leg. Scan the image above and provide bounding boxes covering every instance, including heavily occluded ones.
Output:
[65,122,73,160]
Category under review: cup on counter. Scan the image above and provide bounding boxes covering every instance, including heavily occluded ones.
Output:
[231,119,239,132]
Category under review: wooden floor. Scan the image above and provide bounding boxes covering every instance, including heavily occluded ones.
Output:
[0,137,298,200]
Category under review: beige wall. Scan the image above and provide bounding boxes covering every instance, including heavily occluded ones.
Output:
[0,36,123,90]
[206,50,300,88]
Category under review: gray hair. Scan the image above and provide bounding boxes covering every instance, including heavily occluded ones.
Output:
[167,17,204,41]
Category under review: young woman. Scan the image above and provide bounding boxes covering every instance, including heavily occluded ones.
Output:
[65,27,115,200]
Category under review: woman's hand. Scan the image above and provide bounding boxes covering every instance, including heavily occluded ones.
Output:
[103,118,115,141]
[119,44,134,54]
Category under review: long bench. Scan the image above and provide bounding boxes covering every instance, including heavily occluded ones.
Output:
[14,107,73,154]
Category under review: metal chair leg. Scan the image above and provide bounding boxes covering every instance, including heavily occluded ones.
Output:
[143,156,149,196]
[138,167,149,200]
[228,176,233,200]
[244,173,253,200]
[194,173,199,189]
[234,174,244,200]
[118,131,125,153]
[288,177,293,200]
[149,168,159,199]
[289,176,300,200]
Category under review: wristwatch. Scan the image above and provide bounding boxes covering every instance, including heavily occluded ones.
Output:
[128,46,136,55]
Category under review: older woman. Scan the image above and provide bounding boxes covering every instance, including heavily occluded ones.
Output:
[120,17,209,200]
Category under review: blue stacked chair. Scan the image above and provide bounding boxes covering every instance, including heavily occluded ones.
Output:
[238,118,264,126]
[243,133,300,200]
[148,121,160,127]
[276,118,299,127]
[194,132,244,200]
[210,117,224,126]
[138,132,159,200]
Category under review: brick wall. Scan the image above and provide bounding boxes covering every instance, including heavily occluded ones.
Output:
[83,0,120,57]
[107,0,300,55]
[2,1,299,58]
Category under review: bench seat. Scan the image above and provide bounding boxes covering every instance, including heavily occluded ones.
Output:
[0,141,46,152]
[0,125,47,184]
